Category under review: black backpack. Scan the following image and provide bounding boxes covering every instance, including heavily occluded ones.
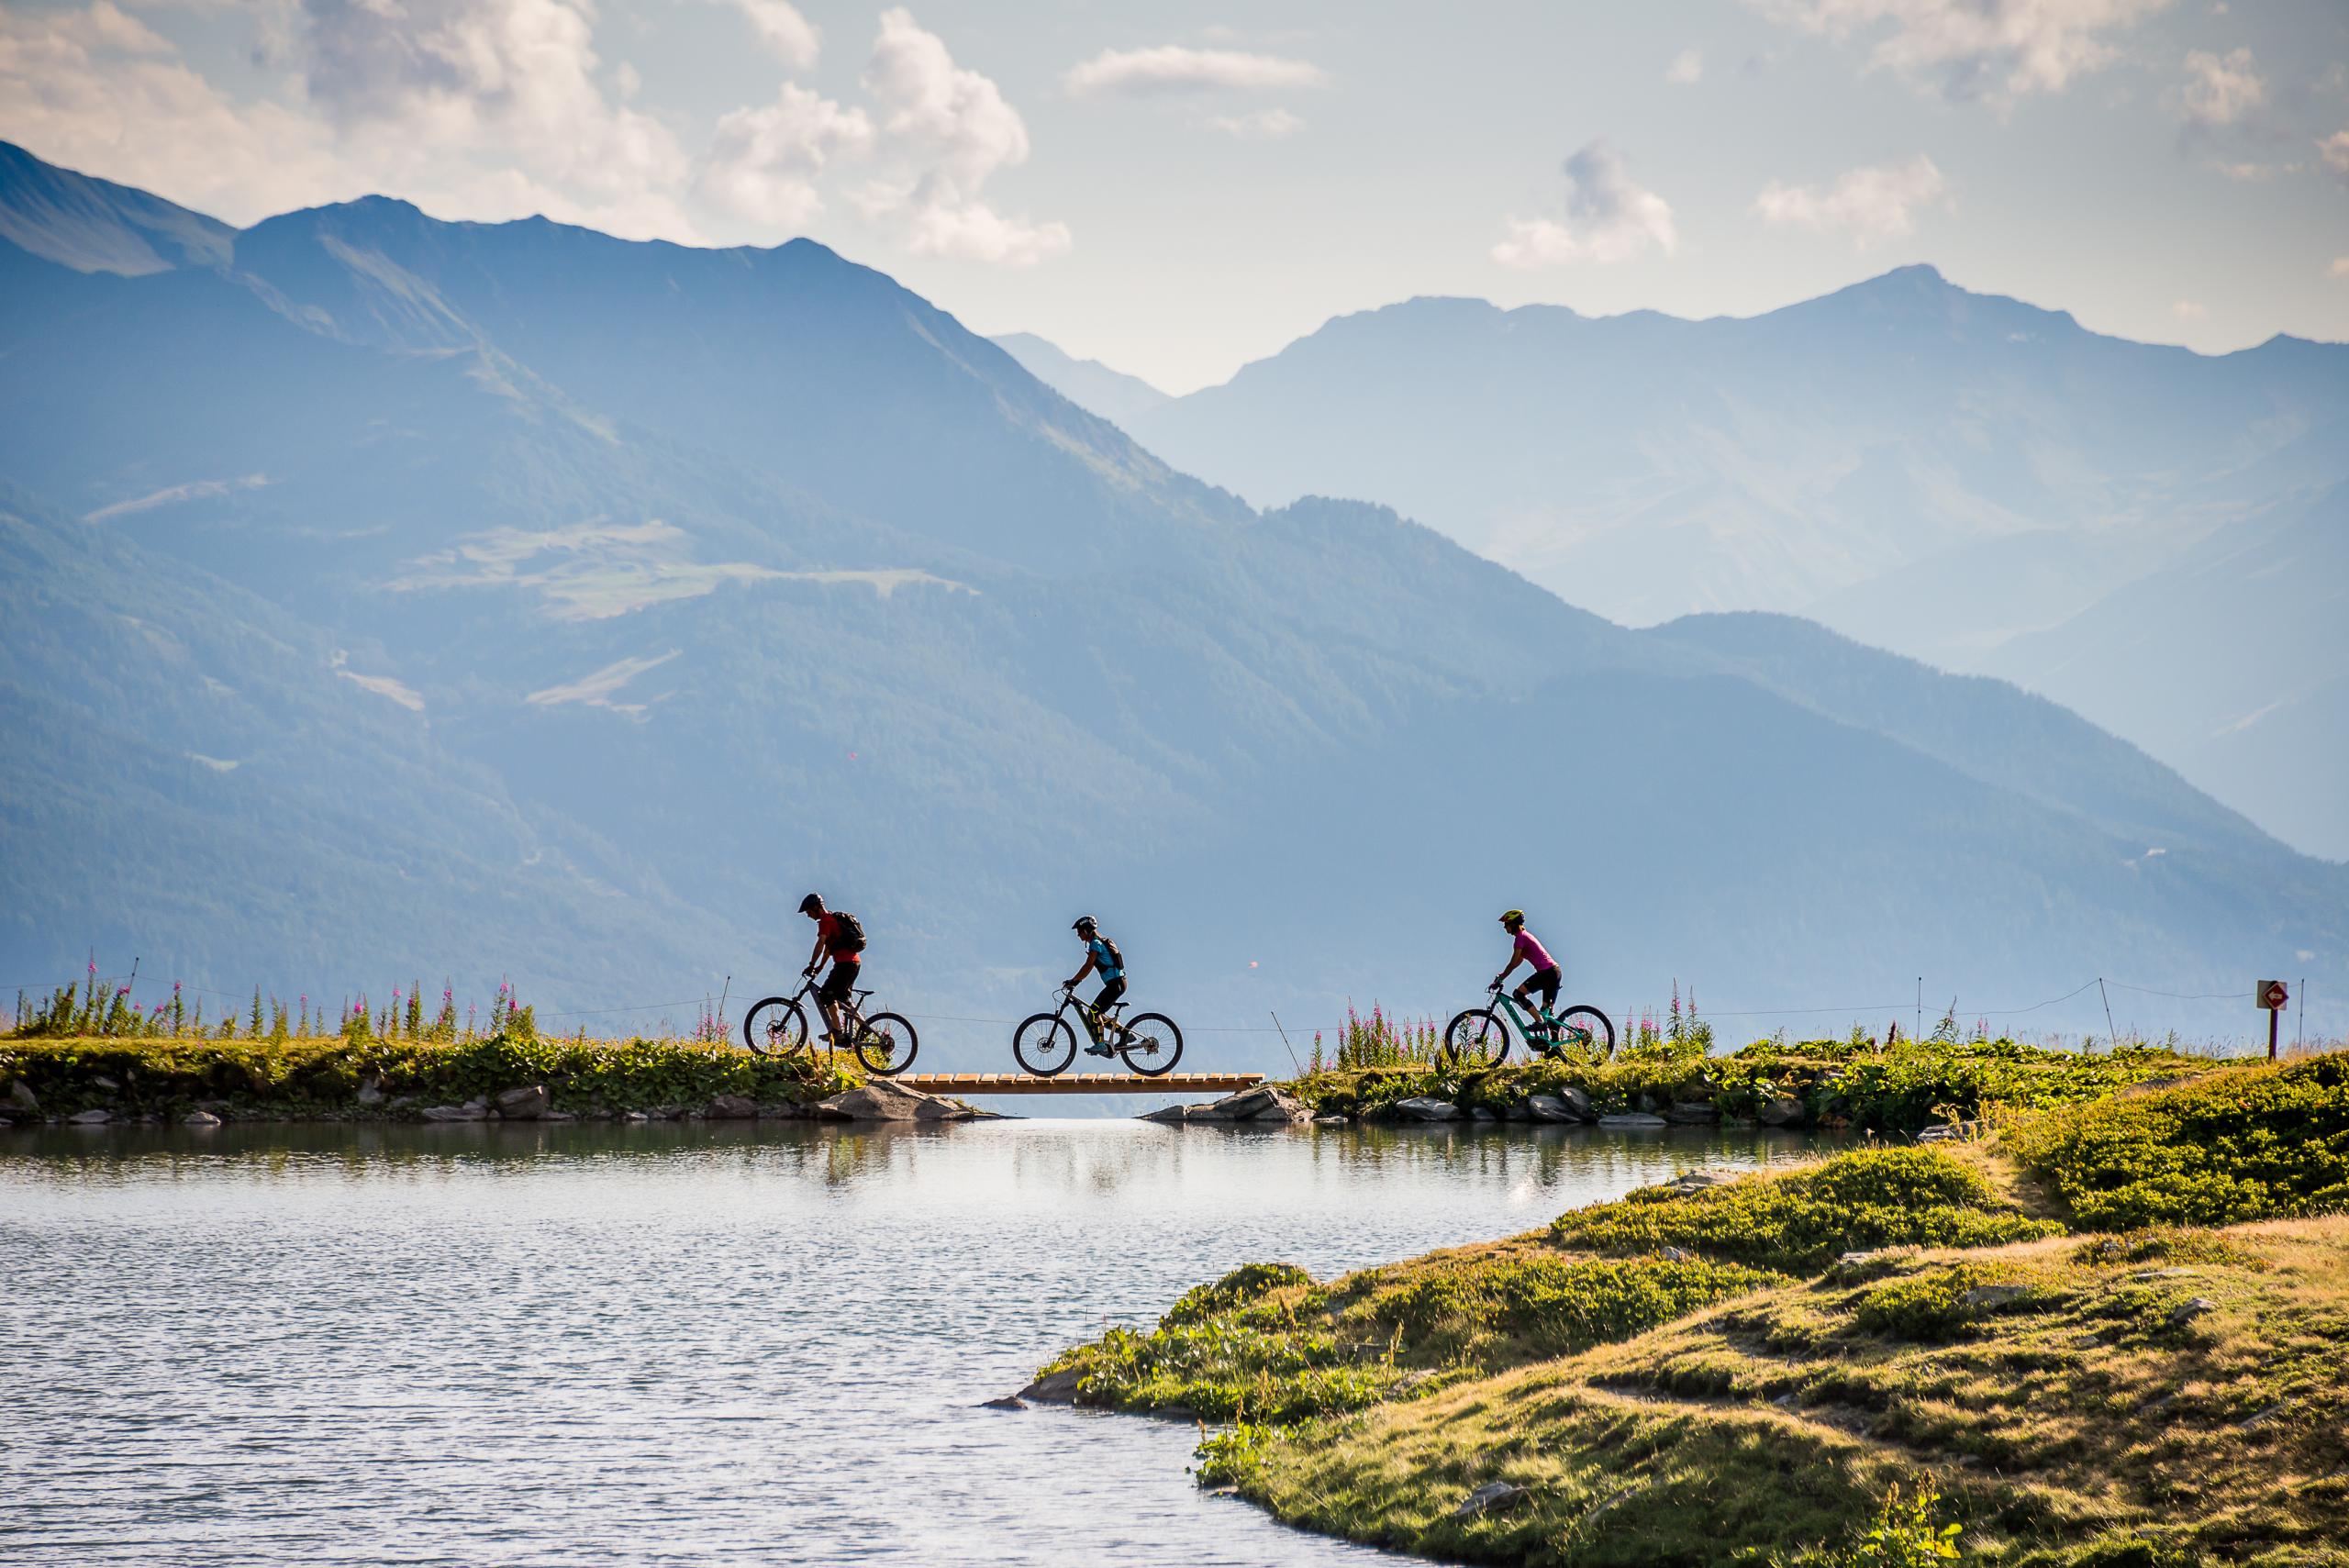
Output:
[831,912,867,954]
[1098,936,1123,972]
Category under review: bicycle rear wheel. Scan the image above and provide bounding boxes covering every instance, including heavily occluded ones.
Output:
[1442,1007,1510,1067]
[1553,1006,1614,1061]
[1119,1013,1184,1077]
[743,996,809,1058]
[855,1012,918,1076]
[1014,1013,1078,1076]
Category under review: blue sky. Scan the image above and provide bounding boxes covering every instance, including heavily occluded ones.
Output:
[4,0,2344,389]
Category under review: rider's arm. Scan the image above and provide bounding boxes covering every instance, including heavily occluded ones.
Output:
[1495,951,1523,985]
[807,932,828,974]
[1065,953,1096,989]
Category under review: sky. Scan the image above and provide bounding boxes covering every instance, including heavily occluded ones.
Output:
[4,0,2345,392]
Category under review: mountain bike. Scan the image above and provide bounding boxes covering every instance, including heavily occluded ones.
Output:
[1442,984,1613,1068]
[742,973,918,1076]
[1011,985,1184,1078]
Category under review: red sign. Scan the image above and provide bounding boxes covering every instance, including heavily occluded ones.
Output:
[2259,980,2289,1010]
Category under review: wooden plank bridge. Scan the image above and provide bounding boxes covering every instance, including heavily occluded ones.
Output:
[896,1073,1266,1095]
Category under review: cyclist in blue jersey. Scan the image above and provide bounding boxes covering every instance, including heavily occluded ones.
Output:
[1063,915,1127,1057]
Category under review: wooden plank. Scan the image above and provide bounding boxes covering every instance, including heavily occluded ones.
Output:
[893,1073,1267,1095]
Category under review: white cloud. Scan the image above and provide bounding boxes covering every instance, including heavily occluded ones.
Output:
[698,83,871,226]
[2210,159,2277,181]
[2321,129,2349,175]
[1064,44,1326,97]
[1205,107,1303,138]
[297,0,695,237]
[1752,154,1950,244]
[2171,298,2206,319]
[858,8,1068,264]
[1492,141,1676,268]
[724,0,818,71]
[2177,46,2264,127]
[1754,0,2170,102]
[1665,48,1704,83]
[2331,256,2349,281]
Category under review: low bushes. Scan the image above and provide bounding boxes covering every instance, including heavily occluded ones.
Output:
[2006,1054,2349,1230]
[1549,1148,2062,1272]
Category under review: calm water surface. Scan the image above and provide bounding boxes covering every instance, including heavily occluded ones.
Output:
[2,1118,1812,1564]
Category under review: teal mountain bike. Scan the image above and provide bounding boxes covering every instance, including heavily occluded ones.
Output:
[1442,984,1614,1067]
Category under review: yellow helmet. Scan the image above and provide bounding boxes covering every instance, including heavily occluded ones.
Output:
[1497,908,1524,927]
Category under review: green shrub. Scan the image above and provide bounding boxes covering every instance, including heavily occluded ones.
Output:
[1549,1148,2061,1272]
[1853,1265,1993,1340]
[1165,1262,1313,1327]
[2007,1056,2349,1230]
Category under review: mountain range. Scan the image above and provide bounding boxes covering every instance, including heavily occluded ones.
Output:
[2,139,2341,1054]
[1080,278,2349,862]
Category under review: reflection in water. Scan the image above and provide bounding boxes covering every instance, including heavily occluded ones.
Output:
[3,1118,1810,1565]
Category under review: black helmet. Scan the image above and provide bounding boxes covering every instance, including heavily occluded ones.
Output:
[798,894,824,915]
[1072,915,1098,933]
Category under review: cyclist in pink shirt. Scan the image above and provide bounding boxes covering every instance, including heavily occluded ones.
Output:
[1493,908,1563,1025]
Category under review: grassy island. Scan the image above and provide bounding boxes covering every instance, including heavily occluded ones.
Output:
[0,1029,860,1126]
[1036,1052,2349,1565]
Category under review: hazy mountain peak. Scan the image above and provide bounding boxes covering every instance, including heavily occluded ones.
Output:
[0,139,233,275]
[989,331,1172,428]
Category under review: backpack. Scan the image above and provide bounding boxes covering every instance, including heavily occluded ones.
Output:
[830,912,867,954]
[1098,936,1123,972]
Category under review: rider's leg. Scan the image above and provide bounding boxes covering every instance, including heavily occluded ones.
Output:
[1085,978,1127,1055]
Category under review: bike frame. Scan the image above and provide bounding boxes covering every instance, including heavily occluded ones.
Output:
[789,973,870,1040]
[1054,986,1128,1046]
[1486,986,1596,1051]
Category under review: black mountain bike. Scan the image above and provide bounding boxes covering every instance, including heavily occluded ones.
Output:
[1442,984,1613,1068]
[1012,985,1184,1078]
[743,973,918,1076]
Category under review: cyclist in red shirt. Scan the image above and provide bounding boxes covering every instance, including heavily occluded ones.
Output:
[798,894,863,1046]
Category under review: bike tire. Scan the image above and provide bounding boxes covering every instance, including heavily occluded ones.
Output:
[1442,1006,1510,1068]
[855,1012,918,1076]
[744,996,809,1058]
[1119,1013,1184,1077]
[1013,1013,1078,1077]
[1553,1006,1615,1060]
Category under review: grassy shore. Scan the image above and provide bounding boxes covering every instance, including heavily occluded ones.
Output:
[0,1031,859,1125]
[1036,1053,2349,1565]
[1284,1031,2225,1135]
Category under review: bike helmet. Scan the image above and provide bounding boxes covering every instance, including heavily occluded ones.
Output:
[1072,915,1098,934]
[799,894,824,915]
[1497,908,1524,929]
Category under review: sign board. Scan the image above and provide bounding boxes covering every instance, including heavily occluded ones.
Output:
[2257,980,2289,1011]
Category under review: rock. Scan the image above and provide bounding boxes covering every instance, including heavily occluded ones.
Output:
[1555,1085,1593,1119]
[1192,1084,1310,1124]
[1311,1114,1349,1127]
[68,1108,109,1125]
[495,1084,551,1120]
[1916,1121,1974,1142]
[1469,1106,1498,1122]
[355,1081,384,1107]
[818,1078,980,1122]
[387,1095,419,1110]
[93,1074,120,1091]
[540,1110,578,1122]
[1521,1094,1576,1123]
[979,1396,1027,1411]
[1756,1094,1805,1127]
[1598,1113,1666,1129]
[1664,1101,1720,1124]
[7,1080,37,1111]
[1664,1168,1739,1195]
[2168,1296,2218,1327]
[1960,1284,2030,1310]
[1139,1103,1196,1124]
[1450,1482,1531,1520]
[1018,1367,1083,1404]
[463,1095,488,1112]
[2130,1267,2199,1281]
[183,1110,222,1127]
[1840,1251,1879,1267]
[706,1094,759,1119]
[1391,1095,1460,1121]
[621,1110,650,1122]
[423,1104,488,1122]
[2238,1399,2288,1429]
[1659,1245,1694,1263]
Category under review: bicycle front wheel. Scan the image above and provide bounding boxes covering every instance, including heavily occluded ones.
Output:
[1014,1013,1078,1077]
[744,996,809,1058]
[1442,1007,1510,1068]
[855,1012,918,1076]
[1119,1013,1185,1077]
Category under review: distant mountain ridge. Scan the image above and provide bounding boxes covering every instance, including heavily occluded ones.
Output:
[1124,268,2349,859]
[2,139,2342,1046]
[990,332,1173,429]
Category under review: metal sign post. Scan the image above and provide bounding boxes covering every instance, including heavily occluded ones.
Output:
[2257,979,2289,1061]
